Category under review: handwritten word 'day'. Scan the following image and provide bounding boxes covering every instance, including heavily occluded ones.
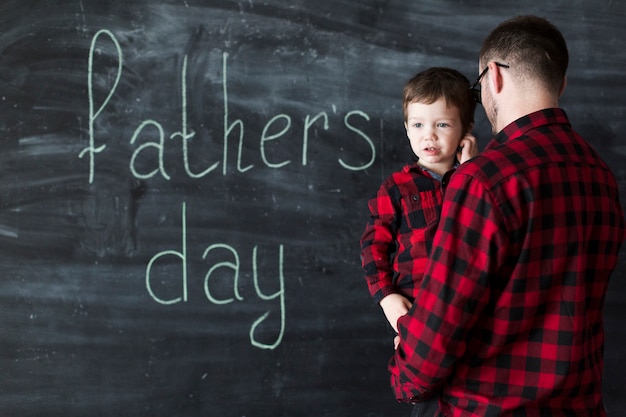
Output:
[80,29,376,184]
[146,202,286,350]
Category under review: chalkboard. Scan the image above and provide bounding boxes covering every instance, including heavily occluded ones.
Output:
[1,1,625,416]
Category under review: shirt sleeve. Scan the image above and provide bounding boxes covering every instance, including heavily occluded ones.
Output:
[388,171,509,402]
[360,181,400,304]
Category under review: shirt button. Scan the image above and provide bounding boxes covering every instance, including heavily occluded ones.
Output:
[413,195,418,201]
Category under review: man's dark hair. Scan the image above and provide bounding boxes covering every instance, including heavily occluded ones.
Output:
[480,15,569,95]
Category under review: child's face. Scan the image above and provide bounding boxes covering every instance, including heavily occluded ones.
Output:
[404,98,464,175]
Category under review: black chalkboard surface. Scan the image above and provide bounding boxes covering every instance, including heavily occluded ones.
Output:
[1,1,625,416]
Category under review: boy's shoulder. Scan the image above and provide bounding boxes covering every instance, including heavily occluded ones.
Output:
[386,162,429,181]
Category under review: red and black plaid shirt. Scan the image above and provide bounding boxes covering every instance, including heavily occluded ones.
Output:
[361,164,448,304]
[389,109,626,416]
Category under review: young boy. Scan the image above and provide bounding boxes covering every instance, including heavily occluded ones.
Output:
[360,67,477,333]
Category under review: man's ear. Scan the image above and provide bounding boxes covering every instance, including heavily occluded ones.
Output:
[488,61,505,95]
[559,76,567,97]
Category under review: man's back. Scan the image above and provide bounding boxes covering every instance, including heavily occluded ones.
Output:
[439,108,626,415]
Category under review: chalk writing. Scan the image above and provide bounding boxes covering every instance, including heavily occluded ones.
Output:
[79,29,122,184]
[146,202,285,350]
[81,28,374,350]
[83,30,377,183]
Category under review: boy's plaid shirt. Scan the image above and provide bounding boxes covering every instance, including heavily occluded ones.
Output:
[361,163,448,304]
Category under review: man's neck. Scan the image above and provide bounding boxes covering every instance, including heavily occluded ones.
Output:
[496,90,559,132]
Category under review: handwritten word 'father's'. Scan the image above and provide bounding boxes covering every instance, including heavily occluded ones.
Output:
[79,29,376,184]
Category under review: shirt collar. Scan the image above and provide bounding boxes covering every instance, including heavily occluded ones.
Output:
[486,108,571,150]
[405,160,459,182]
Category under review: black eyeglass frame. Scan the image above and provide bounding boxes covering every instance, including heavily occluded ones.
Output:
[470,62,510,104]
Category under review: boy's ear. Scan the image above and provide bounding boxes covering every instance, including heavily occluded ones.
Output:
[467,122,474,134]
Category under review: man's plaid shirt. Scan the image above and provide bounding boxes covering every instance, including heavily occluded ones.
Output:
[390,109,626,416]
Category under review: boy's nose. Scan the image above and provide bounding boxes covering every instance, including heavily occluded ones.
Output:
[424,129,437,140]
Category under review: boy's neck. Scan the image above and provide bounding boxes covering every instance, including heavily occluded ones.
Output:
[417,161,455,177]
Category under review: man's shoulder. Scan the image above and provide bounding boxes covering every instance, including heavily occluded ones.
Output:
[454,146,513,185]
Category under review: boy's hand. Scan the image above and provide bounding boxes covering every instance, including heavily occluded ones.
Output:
[457,133,478,164]
[379,293,412,333]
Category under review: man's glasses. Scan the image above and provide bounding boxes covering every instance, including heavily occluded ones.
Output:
[470,62,510,104]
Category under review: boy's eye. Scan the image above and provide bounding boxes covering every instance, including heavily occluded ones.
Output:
[437,122,450,128]
[413,123,423,128]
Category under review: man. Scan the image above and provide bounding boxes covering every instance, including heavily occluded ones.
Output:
[389,15,626,417]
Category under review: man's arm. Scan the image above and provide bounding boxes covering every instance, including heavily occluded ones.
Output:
[388,171,508,402]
